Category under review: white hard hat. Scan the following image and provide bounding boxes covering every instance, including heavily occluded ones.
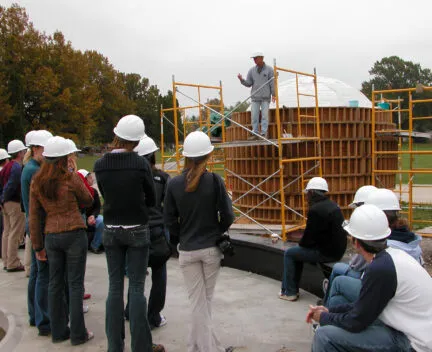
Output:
[251,52,264,58]
[365,188,401,211]
[28,130,53,147]
[304,177,329,193]
[113,115,145,141]
[349,185,377,208]
[343,204,391,241]
[0,148,10,160]
[77,169,90,178]
[42,136,74,158]
[66,139,81,153]
[182,131,214,158]
[25,131,37,147]
[7,139,27,154]
[134,137,159,156]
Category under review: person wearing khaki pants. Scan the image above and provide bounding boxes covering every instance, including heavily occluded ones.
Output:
[179,247,224,352]
[2,201,25,270]
[164,131,235,352]
[1,139,27,272]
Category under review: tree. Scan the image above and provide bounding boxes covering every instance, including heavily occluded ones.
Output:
[361,56,432,131]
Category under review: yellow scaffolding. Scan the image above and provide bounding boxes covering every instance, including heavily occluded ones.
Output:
[161,64,322,242]
[273,63,323,239]
[372,87,432,238]
[160,76,225,175]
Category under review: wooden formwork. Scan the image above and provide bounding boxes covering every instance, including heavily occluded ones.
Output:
[225,107,397,223]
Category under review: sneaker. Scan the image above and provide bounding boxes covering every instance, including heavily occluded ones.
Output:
[278,291,299,301]
[260,132,268,139]
[7,264,25,272]
[158,314,167,327]
[152,344,166,352]
[226,347,235,352]
[322,278,329,295]
[83,305,89,314]
[89,247,103,254]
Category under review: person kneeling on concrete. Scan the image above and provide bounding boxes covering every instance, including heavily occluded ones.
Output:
[307,204,432,352]
[279,177,347,301]
[77,169,104,254]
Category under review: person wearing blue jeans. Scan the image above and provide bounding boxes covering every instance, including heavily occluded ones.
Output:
[238,52,275,139]
[89,214,104,253]
[308,204,432,352]
[28,245,50,335]
[322,261,363,306]
[94,115,165,352]
[280,177,347,301]
[21,130,52,334]
[104,226,152,352]
[29,136,94,345]
[326,275,362,307]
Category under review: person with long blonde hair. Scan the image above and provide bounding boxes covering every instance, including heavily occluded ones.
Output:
[164,131,235,352]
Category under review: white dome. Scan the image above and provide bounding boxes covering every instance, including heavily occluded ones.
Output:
[274,76,371,109]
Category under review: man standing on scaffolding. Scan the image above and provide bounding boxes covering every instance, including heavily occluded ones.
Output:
[238,52,275,140]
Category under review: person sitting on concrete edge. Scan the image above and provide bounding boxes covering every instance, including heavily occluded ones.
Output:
[320,185,377,306]
[77,169,104,254]
[279,177,347,301]
[322,187,425,308]
[237,52,275,140]
[307,204,432,352]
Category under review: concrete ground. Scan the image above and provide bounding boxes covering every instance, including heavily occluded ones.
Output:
[0,250,316,352]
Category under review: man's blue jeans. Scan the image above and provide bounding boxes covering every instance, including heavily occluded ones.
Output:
[282,246,335,296]
[45,230,88,345]
[313,323,412,351]
[90,215,104,250]
[251,100,270,135]
[323,263,362,306]
[103,225,153,352]
[326,275,362,307]
[27,245,50,334]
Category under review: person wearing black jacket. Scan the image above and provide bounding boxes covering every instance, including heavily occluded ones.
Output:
[279,177,347,301]
[125,137,171,328]
[164,131,235,352]
[77,169,104,254]
[94,115,165,352]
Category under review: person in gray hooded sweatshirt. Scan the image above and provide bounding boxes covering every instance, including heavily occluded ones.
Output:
[238,52,275,140]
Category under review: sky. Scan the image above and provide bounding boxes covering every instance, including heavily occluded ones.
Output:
[2,0,432,109]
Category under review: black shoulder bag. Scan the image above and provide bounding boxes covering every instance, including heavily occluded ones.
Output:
[212,173,235,257]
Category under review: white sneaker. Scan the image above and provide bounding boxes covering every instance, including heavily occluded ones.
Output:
[83,305,89,314]
[158,314,167,327]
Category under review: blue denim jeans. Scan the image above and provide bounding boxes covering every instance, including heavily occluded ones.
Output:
[313,323,412,351]
[27,245,50,334]
[90,215,104,250]
[45,230,88,345]
[326,275,362,307]
[282,246,335,296]
[251,100,270,134]
[323,262,362,306]
[103,225,152,352]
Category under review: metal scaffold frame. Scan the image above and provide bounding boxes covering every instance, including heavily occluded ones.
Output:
[160,76,226,175]
[160,63,322,241]
[372,86,432,237]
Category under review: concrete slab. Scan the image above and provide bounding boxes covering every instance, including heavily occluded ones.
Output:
[0,250,316,352]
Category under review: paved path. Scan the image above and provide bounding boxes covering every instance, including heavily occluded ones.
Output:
[1,250,316,352]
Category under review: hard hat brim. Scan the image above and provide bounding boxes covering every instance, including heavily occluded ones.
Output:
[343,223,391,241]
[113,127,143,142]
[182,145,214,158]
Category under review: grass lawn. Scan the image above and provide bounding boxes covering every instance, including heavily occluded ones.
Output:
[400,143,432,184]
